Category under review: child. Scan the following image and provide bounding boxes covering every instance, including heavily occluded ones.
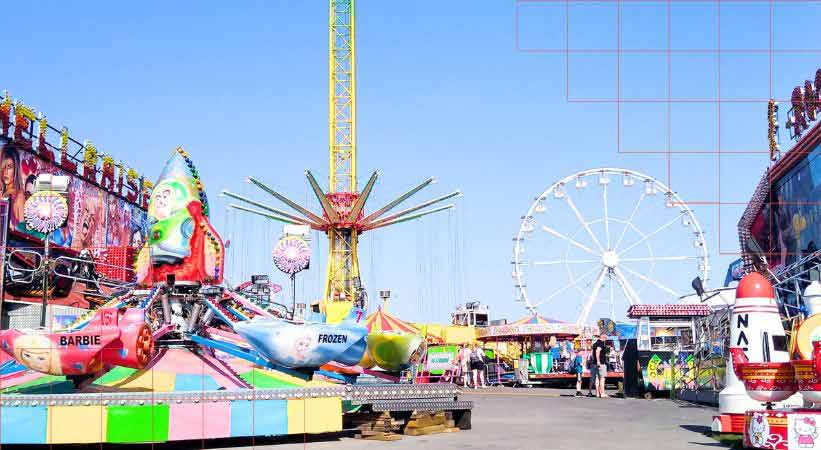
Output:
[572,349,585,397]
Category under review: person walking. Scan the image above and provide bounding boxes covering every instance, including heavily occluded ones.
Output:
[470,344,487,388]
[585,338,596,397]
[592,333,610,398]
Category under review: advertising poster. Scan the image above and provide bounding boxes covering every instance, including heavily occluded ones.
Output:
[425,345,457,375]
[70,176,106,251]
[752,143,821,271]
[638,351,695,391]
[0,137,147,252]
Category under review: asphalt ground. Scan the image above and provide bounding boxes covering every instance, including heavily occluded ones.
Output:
[217,387,726,450]
[3,387,727,450]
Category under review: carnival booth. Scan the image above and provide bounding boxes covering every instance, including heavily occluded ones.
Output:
[627,304,713,398]
[478,313,598,386]
[413,325,479,384]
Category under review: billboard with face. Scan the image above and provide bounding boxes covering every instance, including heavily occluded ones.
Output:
[750,142,821,272]
[0,137,147,251]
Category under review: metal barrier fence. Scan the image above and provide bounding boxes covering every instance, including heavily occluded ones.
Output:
[4,300,88,329]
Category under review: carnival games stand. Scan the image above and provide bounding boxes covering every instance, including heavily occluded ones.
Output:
[627,304,713,398]
[478,313,600,387]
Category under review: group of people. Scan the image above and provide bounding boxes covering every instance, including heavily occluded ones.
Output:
[570,333,611,398]
[450,334,617,395]
[457,344,489,389]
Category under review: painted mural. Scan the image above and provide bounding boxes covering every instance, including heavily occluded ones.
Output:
[638,351,696,391]
[0,137,147,251]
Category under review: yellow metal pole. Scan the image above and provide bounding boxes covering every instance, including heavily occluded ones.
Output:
[349,0,357,192]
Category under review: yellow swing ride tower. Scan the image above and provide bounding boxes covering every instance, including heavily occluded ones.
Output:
[223,0,460,323]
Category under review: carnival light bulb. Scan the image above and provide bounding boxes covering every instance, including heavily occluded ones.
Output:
[38,203,53,218]
[24,192,68,234]
[272,236,311,275]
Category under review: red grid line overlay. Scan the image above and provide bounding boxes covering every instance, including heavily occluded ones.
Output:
[513,0,807,255]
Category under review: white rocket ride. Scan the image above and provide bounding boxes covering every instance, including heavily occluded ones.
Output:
[719,272,796,414]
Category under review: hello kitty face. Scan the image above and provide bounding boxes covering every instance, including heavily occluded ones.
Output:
[796,417,817,435]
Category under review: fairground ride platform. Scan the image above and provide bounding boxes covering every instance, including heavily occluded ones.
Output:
[0,348,471,444]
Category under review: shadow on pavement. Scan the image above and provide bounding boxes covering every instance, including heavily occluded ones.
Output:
[0,431,357,450]
[680,424,714,436]
[680,425,738,449]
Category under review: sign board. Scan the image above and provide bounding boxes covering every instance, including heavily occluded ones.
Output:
[478,322,583,339]
[425,345,457,375]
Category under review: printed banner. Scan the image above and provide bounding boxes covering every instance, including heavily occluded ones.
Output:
[0,137,147,251]
[479,323,583,338]
[724,258,745,287]
[638,351,695,391]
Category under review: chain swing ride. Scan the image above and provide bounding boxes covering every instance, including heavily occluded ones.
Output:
[222,0,461,323]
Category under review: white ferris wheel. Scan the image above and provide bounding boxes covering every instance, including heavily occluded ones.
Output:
[512,168,710,325]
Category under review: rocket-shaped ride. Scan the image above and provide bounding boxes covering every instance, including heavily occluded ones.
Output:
[135,147,224,288]
[720,272,795,414]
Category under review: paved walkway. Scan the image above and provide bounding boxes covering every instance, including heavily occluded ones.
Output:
[206,388,727,450]
[11,388,723,449]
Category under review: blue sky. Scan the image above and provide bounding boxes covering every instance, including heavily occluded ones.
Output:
[3,1,820,324]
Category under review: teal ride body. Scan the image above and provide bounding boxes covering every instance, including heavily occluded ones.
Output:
[232,308,367,369]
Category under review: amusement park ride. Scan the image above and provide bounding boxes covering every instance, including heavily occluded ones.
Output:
[0,1,470,445]
[223,0,460,323]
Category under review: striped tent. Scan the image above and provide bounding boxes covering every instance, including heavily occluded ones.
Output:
[510,313,567,325]
[528,352,552,375]
[365,307,443,343]
[513,315,567,374]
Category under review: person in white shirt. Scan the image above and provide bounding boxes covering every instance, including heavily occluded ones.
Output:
[459,346,472,388]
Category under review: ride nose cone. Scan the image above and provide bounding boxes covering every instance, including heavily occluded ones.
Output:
[736,272,774,300]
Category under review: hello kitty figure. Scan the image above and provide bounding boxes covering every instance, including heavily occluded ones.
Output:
[796,417,818,448]
[749,413,770,448]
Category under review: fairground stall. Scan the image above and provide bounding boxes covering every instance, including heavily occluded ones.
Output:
[412,302,486,384]
[627,304,713,399]
[0,93,150,329]
[477,313,608,387]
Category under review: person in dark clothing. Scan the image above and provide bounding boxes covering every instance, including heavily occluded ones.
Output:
[622,339,641,398]
[592,333,609,398]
